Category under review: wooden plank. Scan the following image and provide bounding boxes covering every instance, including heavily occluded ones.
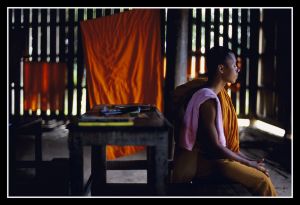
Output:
[104,9,111,16]
[50,9,56,62]
[59,9,66,117]
[164,9,189,118]
[187,9,192,77]
[41,9,47,62]
[205,8,211,64]
[87,9,93,19]
[249,9,260,118]
[214,9,220,47]
[223,9,229,48]
[96,9,102,18]
[59,9,66,62]
[239,9,248,117]
[77,9,84,116]
[106,160,148,170]
[274,10,291,134]
[232,9,238,53]
[114,9,120,14]
[23,9,29,53]
[9,9,13,116]
[14,9,21,117]
[160,9,166,56]
[67,9,74,117]
[91,145,107,195]
[69,132,84,195]
[195,9,201,76]
[32,9,38,62]
[231,9,239,109]
[21,9,29,118]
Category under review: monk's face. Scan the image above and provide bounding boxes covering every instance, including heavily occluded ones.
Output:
[221,52,239,83]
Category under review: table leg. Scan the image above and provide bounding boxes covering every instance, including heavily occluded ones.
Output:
[154,132,168,195]
[91,145,107,195]
[69,132,84,195]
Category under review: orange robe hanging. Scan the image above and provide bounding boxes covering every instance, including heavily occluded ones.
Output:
[80,9,164,160]
[23,62,66,113]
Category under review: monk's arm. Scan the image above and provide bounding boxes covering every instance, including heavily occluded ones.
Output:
[199,99,269,176]
[199,99,250,165]
[238,151,264,163]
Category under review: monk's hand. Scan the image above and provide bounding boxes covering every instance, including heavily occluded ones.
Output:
[257,158,266,167]
[257,158,265,164]
[248,160,269,177]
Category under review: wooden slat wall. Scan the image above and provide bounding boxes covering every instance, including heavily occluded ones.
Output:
[9,8,133,119]
[9,8,291,134]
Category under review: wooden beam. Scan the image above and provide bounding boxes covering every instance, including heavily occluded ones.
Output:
[164,9,189,118]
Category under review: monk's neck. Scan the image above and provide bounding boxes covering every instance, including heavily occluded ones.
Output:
[207,79,226,95]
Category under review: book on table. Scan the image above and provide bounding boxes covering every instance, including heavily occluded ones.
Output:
[78,104,152,126]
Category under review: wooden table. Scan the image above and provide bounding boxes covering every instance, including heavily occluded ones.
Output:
[68,104,172,196]
[9,117,43,195]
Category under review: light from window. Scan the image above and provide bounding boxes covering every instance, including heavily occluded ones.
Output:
[245,89,249,115]
[253,120,285,137]
[72,88,77,116]
[64,89,68,115]
[238,118,250,127]
[81,88,86,115]
[192,24,196,52]
[200,56,205,74]
[190,56,196,79]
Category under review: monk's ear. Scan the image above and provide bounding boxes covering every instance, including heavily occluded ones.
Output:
[218,65,224,74]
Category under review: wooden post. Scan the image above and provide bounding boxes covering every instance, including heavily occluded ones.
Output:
[164,9,189,118]
[275,9,291,136]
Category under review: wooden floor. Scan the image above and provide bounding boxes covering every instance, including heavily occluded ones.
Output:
[10,121,292,197]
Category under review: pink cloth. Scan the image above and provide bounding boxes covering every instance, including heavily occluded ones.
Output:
[179,88,226,151]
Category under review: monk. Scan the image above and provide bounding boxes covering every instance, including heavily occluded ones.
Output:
[171,46,277,196]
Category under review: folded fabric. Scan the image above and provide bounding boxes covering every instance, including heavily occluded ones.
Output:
[179,88,226,151]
